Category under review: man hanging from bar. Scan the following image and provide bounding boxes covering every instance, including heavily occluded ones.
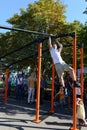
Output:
[48,36,80,88]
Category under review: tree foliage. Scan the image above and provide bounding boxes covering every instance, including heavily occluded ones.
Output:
[0,0,86,73]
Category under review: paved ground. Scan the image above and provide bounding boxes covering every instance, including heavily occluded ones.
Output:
[0,98,87,130]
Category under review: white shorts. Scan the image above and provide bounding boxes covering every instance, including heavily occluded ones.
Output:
[55,62,72,77]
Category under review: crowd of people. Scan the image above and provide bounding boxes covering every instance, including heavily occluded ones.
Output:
[7,70,84,109]
[8,70,48,105]
[0,70,86,126]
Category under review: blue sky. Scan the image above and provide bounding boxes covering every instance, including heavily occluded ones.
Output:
[63,0,87,23]
[0,0,86,32]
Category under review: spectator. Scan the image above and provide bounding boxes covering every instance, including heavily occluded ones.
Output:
[54,75,61,96]
[8,75,11,96]
[76,98,87,126]
[16,72,24,100]
[76,78,81,98]
[65,74,73,108]
[27,72,37,104]
[0,75,5,97]
[55,86,65,107]
[23,75,28,99]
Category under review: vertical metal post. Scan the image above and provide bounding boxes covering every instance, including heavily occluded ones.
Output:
[33,42,42,123]
[50,62,55,113]
[70,32,78,130]
[80,44,84,100]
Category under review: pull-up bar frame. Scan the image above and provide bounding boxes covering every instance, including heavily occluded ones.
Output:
[0,25,75,38]
[0,24,77,129]
[0,25,48,36]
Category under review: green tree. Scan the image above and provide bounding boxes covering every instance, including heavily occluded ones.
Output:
[0,0,86,72]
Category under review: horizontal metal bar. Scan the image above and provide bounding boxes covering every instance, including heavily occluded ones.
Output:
[8,49,48,68]
[0,25,75,38]
[53,32,75,38]
[0,25,49,36]
[0,38,40,59]
[0,36,48,60]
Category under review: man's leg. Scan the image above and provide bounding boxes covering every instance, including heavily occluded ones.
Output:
[31,88,35,103]
[59,75,65,87]
[69,67,76,81]
[28,88,32,103]
[55,63,64,87]
[69,67,80,87]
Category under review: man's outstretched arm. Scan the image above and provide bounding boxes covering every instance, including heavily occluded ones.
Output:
[48,36,52,50]
[55,39,63,53]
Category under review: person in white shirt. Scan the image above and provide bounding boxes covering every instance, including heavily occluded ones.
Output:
[48,36,80,88]
[16,73,23,100]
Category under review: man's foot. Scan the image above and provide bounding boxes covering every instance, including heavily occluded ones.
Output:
[74,81,80,88]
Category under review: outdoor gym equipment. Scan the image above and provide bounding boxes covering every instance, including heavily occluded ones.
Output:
[0,25,82,130]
